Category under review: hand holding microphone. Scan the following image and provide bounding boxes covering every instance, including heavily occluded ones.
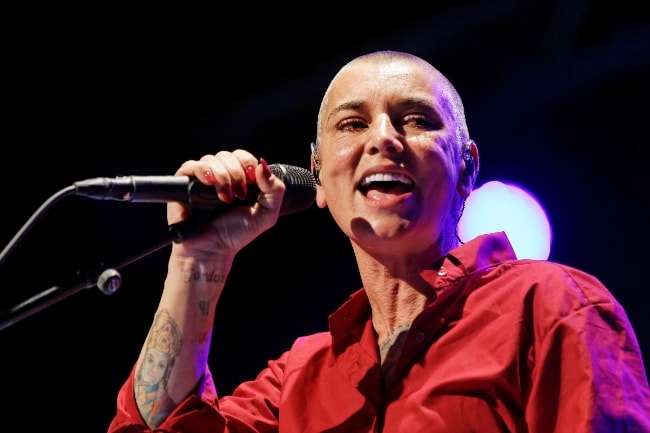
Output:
[73,153,317,244]
[0,152,317,330]
[73,162,316,214]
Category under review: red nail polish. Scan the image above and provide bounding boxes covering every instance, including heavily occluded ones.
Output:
[233,181,247,200]
[204,170,217,184]
[245,166,256,183]
[260,158,272,177]
[218,184,233,203]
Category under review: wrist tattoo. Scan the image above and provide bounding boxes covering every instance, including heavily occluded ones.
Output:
[198,300,211,317]
[183,268,227,284]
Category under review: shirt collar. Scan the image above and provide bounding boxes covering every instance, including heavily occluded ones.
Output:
[427,231,518,284]
[328,232,517,352]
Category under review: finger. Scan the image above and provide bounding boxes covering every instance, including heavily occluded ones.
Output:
[211,151,258,201]
[201,152,241,203]
[253,157,287,213]
[176,151,255,204]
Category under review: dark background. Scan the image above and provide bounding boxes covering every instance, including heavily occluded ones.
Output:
[1,1,648,431]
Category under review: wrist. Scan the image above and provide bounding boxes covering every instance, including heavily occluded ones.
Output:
[168,245,234,289]
[170,241,236,267]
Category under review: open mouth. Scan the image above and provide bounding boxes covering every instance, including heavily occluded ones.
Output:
[358,173,415,196]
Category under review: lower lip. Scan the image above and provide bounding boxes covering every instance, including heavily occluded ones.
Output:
[363,190,413,208]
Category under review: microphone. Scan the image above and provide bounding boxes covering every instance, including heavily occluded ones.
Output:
[73,163,317,215]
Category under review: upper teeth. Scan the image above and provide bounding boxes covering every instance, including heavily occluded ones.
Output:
[360,173,413,186]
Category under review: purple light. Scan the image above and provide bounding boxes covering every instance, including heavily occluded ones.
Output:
[458,180,552,260]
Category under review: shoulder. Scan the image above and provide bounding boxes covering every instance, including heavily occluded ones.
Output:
[478,258,630,331]
[290,332,332,352]
[499,258,613,303]
[272,332,332,367]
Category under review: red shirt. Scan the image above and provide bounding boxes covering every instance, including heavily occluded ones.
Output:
[108,232,650,432]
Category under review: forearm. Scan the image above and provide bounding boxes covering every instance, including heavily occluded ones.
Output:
[134,249,233,428]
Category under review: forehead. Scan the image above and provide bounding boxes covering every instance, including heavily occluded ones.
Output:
[323,59,450,116]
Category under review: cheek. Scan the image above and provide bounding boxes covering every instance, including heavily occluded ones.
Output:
[419,141,460,183]
[329,146,356,174]
[410,134,434,148]
[320,145,358,185]
[317,180,346,211]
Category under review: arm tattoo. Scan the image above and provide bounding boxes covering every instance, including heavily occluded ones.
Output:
[198,300,211,317]
[379,324,410,381]
[135,309,182,428]
[183,268,227,284]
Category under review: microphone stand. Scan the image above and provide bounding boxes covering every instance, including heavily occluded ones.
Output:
[0,238,173,332]
[0,185,207,332]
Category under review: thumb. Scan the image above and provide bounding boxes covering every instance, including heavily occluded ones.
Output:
[253,158,287,215]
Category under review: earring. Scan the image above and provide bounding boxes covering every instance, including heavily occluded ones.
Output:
[310,142,321,185]
[463,140,475,180]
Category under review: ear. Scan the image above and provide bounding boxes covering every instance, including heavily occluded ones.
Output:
[310,143,321,185]
[316,185,327,208]
[311,156,327,208]
[310,143,327,208]
[458,139,479,197]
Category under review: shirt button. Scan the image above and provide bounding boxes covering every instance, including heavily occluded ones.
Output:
[416,332,425,342]
[438,267,447,276]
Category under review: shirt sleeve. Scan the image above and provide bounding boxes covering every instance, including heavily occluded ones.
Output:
[524,269,650,433]
[107,351,290,433]
[107,364,227,433]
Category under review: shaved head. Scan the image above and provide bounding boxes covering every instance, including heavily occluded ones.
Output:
[316,50,469,150]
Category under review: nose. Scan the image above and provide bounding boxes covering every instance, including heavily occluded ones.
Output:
[366,114,404,155]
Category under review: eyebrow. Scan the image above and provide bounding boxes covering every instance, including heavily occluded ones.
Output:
[398,96,438,112]
[327,96,439,123]
[327,100,364,123]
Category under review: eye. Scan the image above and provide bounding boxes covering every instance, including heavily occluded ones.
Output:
[338,118,368,131]
[403,114,443,130]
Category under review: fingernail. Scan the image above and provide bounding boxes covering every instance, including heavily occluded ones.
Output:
[233,181,247,200]
[245,166,256,183]
[260,158,272,178]
[204,170,217,184]
[218,184,233,203]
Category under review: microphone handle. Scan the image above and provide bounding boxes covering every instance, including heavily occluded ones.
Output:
[184,164,317,214]
[73,164,317,214]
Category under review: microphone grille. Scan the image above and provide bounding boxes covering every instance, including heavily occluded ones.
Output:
[269,164,317,215]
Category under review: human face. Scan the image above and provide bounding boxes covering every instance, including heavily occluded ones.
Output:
[140,347,171,385]
[315,59,465,256]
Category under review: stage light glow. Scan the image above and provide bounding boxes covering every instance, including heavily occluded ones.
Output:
[458,180,552,260]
